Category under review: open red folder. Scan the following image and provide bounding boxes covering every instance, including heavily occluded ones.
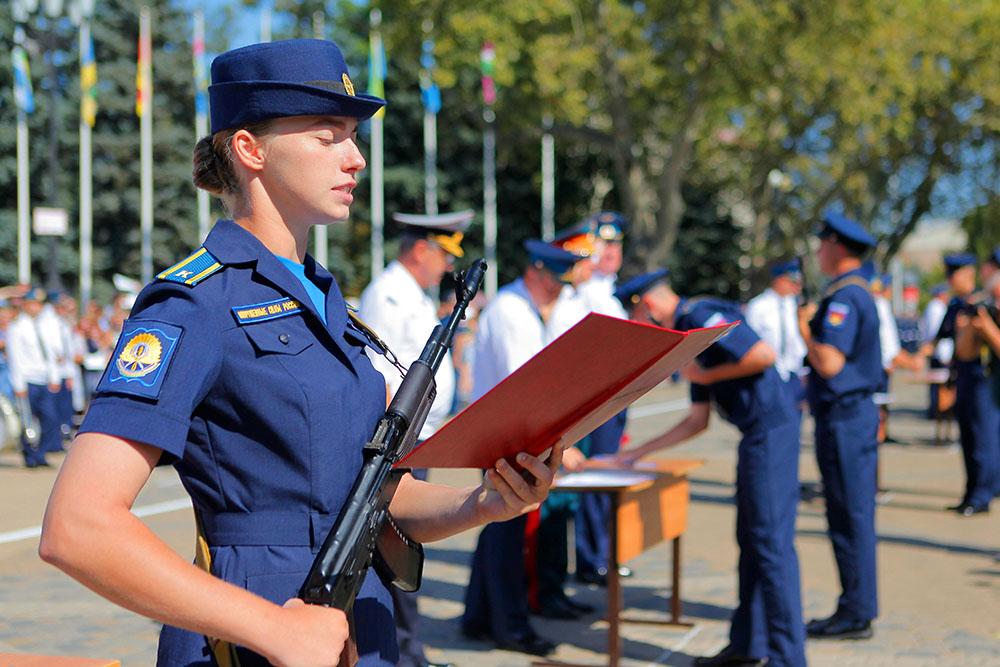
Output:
[398,313,738,469]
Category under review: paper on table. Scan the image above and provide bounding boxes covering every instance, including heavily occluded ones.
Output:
[398,313,737,469]
[553,469,659,488]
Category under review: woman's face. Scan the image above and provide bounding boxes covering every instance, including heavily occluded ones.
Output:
[257,115,366,227]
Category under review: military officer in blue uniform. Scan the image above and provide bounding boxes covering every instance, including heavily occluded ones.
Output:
[949,249,1000,516]
[613,270,805,667]
[39,39,561,667]
[797,211,882,640]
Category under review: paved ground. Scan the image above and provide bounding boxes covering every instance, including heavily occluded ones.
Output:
[1,369,998,665]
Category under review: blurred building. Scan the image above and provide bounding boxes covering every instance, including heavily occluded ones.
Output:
[898,218,968,273]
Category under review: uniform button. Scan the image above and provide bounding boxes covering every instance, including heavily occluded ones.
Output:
[278,333,290,344]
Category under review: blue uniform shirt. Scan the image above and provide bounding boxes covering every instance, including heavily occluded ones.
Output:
[807,267,882,408]
[80,220,394,664]
[674,298,789,432]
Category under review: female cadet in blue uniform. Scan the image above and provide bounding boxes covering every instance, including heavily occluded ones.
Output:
[613,270,805,667]
[797,212,881,640]
[38,39,561,667]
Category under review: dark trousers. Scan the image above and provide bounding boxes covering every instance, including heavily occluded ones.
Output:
[534,494,577,606]
[575,409,627,577]
[729,415,806,667]
[21,383,59,466]
[814,399,879,622]
[462,514,534,642]
[392,468,429,667]
[954,361,1000,506]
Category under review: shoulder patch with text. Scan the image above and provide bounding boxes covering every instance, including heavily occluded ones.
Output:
[97,321,183,399]
[826,302,850,328]
[231,298,304,324]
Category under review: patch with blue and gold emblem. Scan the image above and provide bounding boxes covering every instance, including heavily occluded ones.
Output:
[231,298,304,324]
[156,247,223,286]
[98,321,183,399]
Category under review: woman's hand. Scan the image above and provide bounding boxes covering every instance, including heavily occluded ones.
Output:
[259,599,350,667]
[476,444,564,524]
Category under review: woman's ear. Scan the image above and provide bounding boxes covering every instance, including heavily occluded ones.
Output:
[231,129,266,172]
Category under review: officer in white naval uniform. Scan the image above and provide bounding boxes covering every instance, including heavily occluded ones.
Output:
[461,240,585,656]
[745,259,808,405]
[6,288,62,467]
[358,209,473,667]
[570,212,631,585]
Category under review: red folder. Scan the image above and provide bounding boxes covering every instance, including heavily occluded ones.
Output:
[398,313,737,469]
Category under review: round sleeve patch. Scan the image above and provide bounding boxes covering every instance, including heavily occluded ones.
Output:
[97,320,184,399]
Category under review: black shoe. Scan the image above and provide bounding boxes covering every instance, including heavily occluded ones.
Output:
[806,612,873,640]
[459,625,490,642]
[561,595,596,614]
[575,568,607,586]
[955,502,989,517]
[533,597,582,620]
[692,645,767,666]
[946,501,967,512]
[424,663,457,667]
[497,632,556,656]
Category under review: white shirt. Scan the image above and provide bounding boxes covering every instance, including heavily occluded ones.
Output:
[547,284,591,340]
[874,294,902,371]
[576,272,627,319]
[744,287,806,381]
[920,296,952,363]
[6,312,62,392]
[472,278,547,401]
[359,260,455,440]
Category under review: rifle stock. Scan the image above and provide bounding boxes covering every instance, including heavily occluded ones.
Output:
[298,259,487,614]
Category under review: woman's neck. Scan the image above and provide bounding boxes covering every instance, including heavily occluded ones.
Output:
[233,197,310,263]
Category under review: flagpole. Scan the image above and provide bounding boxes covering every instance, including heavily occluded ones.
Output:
[193,9,210,242]
[12,31,34,286]
[260,1,272,43]
[79,20,93,306]
[139,6,153,285]
[369,9,385,281]
[421,21,437,215]
[541,114,554,242]
[312,9,328,267]
[17,103,31,286]
[481,43,497,299]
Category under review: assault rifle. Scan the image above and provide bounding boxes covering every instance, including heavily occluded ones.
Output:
[298,259,487,640]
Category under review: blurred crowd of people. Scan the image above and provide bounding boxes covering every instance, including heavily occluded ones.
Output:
[0,285,133,467]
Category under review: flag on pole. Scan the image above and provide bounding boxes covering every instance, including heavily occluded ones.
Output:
[12,45,35,114]
[136,16,152,117]
[480,42,496,106]
[368,28,386,118]
[80,22,98,127]
[420,38,441,114]
[192,14,208,116]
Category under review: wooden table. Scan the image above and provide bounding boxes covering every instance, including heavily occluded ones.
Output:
[904,369,955,445]
[0,656,119,667]
[534,458,703,667]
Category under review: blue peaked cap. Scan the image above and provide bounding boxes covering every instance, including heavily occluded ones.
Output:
[209,39,385,134]
[613,269,670,307]
[818,210,877,250]
[944,253,976,275]
[584,211,627,241]
[524,239,580,282]
[769,259,802,279]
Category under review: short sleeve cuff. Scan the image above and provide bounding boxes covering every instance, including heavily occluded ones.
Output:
[78,397,191,461]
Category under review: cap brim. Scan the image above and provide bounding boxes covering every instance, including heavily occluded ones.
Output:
[209,81,385,133]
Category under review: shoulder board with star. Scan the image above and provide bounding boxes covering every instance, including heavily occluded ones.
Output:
[156,247,223,287]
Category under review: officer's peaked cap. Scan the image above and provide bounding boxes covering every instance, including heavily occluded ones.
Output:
[613,269,670,308]
[393,210,474,258]
[817,210,876,251]
[209,39,385,134]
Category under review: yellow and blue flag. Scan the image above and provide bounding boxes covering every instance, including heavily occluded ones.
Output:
[368,30,386,118]
[12,45,35,114]
[80,22,98,127]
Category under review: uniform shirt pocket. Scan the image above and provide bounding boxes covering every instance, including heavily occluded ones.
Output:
[242,319,314,356]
